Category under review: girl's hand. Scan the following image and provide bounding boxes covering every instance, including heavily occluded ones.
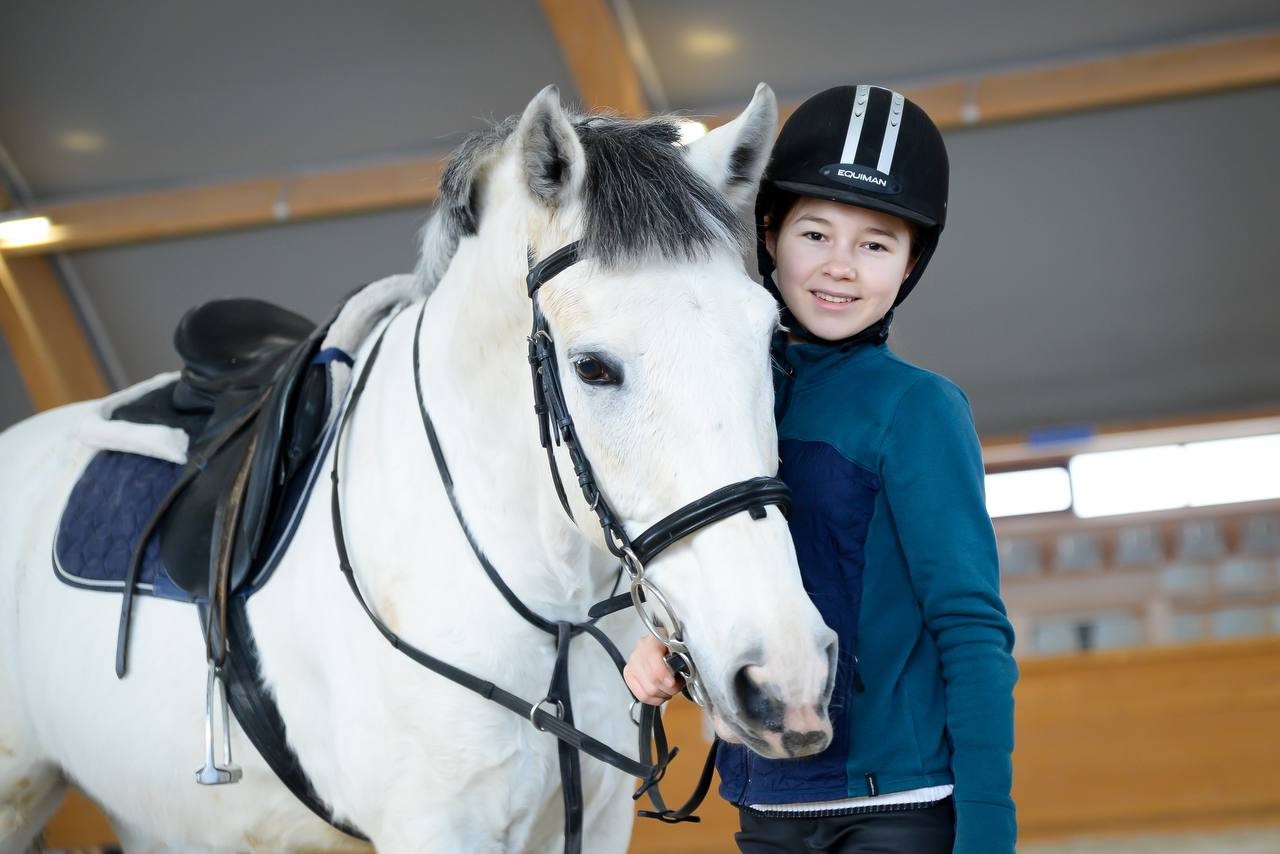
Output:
[624,634,684,705]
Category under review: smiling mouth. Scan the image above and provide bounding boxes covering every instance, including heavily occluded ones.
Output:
[812,290,858,306]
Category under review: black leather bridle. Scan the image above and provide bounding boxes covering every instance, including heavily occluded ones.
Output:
[330,241,791,852]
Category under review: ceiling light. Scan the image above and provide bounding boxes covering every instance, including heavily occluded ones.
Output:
[1184,434,1280,507]
[58,130,106,154]
[986,467,1072,518]
[0,216,52,248]
[1069,444,1187,518]
[684,29,736,58]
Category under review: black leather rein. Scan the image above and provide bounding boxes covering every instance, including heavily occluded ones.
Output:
[329,241,791,852]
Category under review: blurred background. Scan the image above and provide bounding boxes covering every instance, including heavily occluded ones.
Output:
[1,1,1278,851]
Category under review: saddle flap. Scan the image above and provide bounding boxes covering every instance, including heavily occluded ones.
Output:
[160,343,328,600]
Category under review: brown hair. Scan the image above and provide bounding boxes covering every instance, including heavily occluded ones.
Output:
[761,190,921,260]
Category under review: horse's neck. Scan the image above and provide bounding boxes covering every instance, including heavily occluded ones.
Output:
[357,255,605,621]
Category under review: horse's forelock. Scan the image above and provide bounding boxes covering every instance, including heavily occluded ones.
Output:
[417,111,745,289]
[575,116,746,266]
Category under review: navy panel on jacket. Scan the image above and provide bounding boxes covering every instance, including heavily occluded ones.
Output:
[717,438,881,803]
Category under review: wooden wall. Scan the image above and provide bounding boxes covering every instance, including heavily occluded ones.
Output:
[629,636,1280,851]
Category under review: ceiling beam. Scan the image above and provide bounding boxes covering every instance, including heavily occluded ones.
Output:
[0,251,108,409]
[2,31,1276,257]
[728,30,1280,131]
[539,0,650,115]
[1,157,444,257]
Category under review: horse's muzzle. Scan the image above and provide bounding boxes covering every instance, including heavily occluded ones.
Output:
[720,654,836,758]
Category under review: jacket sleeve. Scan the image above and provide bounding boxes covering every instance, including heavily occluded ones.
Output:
[879,374,1019,854]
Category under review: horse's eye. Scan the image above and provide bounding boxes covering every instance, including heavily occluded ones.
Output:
[573,356,619,386]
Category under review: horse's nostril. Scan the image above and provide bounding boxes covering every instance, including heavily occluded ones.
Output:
[782,729,829,756]
[734,666,784,732]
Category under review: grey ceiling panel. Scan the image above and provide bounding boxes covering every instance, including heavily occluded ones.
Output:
[68,207,428,384]
[629,0,1280,110]
[0,335,34,433]
[0,0,576,198]
[889,84,1280,436]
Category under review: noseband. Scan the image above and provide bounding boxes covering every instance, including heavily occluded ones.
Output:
[330,241,791,851]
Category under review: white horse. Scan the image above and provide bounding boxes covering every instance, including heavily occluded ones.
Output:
[0,85,837,853]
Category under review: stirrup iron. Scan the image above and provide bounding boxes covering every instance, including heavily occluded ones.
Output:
[196,660,242,785]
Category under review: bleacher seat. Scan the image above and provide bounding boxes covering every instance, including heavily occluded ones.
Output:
[1216,557,1272,592]
[1160,563,1212,594]
[1177,519,1226,561]
[1241,514,1280,556]
[1054,532,1103,573]
[999,537,1043,576]
[1210,607,1269,639]
[1115,524,1164,566]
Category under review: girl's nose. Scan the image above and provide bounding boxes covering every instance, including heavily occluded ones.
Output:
[822,258,855,281]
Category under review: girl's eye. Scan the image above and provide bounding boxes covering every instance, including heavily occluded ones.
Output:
[864,242,884,252]
[573,356,621,386]
[803,231,826,242]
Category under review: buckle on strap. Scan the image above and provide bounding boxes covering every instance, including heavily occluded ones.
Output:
[530,697,568,731]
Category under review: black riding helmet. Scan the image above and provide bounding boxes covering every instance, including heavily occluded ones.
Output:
[757,85,949,346]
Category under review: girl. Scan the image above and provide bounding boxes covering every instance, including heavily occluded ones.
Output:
[625,85,1018,854]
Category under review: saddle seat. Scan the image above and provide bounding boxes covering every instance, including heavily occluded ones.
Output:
[173,298,317,413]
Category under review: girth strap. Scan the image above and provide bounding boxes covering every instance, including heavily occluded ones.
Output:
[218,599,368,839]
[204,431,259,666]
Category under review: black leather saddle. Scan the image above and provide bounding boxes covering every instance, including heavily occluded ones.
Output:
[112,297,336,675]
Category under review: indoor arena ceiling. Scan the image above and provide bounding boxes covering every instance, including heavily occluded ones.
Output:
[1,1,1279,436]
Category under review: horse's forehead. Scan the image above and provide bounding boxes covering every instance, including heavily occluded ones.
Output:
[552,258,776,344]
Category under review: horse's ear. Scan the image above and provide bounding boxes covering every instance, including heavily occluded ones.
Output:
[684,83,777,209]
[516,85,585,208]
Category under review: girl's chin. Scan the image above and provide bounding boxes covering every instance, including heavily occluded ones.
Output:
[801,317,874,340]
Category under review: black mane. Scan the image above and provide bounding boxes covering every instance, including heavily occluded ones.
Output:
[417,112,743,287]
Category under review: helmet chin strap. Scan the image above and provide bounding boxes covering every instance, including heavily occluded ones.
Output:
[765,272,895,350]
[783,306,893,349]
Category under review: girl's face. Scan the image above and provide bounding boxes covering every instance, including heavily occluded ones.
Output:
[766,197,916,342]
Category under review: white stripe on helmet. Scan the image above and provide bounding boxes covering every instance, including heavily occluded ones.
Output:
[839,84,871,164]
[876,91,906,174]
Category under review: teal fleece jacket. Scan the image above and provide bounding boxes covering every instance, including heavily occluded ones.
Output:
[716,338,1019,854]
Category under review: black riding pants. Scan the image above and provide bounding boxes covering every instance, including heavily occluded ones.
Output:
[735,798,955,853]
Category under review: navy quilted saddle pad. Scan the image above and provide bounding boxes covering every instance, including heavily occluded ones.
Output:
[54,450,191,601]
